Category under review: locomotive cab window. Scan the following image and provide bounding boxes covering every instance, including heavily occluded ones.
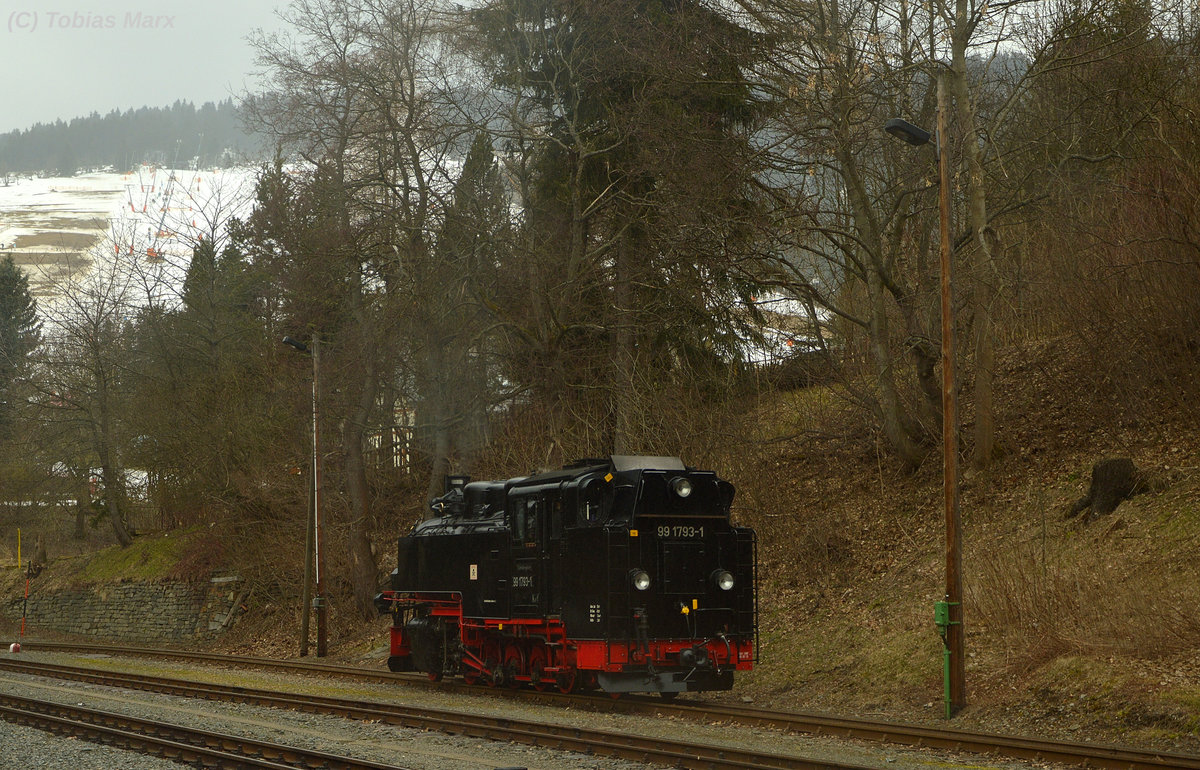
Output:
[579,477,614,525]
[511,497,541,546]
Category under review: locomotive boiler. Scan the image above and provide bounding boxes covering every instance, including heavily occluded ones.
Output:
[375,456,757,696]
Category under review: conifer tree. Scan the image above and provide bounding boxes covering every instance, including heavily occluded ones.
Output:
[418,131,510,498]
[0,255,39,431]
[469,0,767,456]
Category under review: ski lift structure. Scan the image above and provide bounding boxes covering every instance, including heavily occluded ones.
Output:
[117,138,214,263]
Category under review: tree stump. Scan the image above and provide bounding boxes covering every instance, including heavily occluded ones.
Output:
[1066,457,1148,524]
[29,534,47,578]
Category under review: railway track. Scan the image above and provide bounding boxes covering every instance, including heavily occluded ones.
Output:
[651,700,1200,770]
[0,691,407,769]
[0,655,875,770]
[12,641,1200,770]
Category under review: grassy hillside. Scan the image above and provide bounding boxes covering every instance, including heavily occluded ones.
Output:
[732,335,1200,750]
[0,526,220,603]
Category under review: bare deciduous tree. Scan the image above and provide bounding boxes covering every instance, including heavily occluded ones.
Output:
[30,246,141,546]
[246,0,477,616]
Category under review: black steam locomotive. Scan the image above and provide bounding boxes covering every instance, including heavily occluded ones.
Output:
[375,456,757,696]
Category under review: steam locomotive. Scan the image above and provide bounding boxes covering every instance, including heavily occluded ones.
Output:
[374,456,757,696]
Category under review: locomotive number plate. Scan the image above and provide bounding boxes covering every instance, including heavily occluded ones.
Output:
[656,525,705,538]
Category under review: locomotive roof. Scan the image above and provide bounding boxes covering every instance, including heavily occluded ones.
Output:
[611,455,686,472]
[513,455,689,488]
[416,454,732,534]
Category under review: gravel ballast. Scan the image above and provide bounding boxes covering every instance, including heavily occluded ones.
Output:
[0,649,1072,769]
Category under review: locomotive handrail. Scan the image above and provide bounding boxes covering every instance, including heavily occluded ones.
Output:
[377,591,464,610]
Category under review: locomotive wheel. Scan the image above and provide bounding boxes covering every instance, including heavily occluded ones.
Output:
[528,646,549,692]
[659,691,679,700]
[556,666,577,694]
[463,667,480,685]
[427,671,444,682]
[482,640,502,687]
[503,645,525,689]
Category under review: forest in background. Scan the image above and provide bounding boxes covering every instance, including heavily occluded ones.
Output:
[0,99,262,176]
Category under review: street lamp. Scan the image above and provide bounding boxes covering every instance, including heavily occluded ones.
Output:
[883,118,931,146]
[885,71,965,717]
[283,334,328,658]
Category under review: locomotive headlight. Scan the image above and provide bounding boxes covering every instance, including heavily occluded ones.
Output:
[630,569,652,591]
[713,569,735,591]
[671,477,693,498]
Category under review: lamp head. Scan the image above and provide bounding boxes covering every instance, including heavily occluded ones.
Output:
[884,118,932,146]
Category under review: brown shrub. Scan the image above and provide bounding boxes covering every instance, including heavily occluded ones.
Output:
[1031,159,1200,424]
[970,528,1200,668]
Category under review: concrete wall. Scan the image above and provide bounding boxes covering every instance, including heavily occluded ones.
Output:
[2,575,245,643]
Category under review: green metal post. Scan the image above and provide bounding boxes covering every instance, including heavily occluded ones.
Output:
[934,600,958,719]
[943,643,952,718]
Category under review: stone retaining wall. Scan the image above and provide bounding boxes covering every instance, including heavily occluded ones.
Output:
[2,575,245,643]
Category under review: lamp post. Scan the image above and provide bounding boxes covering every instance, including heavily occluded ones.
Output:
[283,334,328,658]
[885,71,965,716]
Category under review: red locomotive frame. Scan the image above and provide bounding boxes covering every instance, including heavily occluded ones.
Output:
[380,589,754,692]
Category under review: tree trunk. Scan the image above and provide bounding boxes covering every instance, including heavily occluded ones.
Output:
[610,233,636,455]
[343,339,381,620]
[100,463,132,546]
[836,140,928,469]
[950,0,998,468]
[74,498,87,539]
[73,476,88,539]
[425,413,452,503]
[95,375,132,547]
[867,261,926,470]
[422,331,453,503]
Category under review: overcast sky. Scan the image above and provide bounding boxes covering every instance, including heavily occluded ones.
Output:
[1,1,285,132]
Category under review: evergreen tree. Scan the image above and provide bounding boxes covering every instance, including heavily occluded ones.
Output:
[470,0,767,454]
[0,255,39,430]
[418,131,511,495]
[0,99,260,173]
[124,238,278,522]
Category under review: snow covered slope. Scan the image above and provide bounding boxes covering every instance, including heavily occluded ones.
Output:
[0,165,254,304]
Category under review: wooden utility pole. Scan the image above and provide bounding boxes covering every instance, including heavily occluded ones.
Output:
[311,334,327,658]
[284,334,328,658]
[884,72,966,717]
[937,71,966,714]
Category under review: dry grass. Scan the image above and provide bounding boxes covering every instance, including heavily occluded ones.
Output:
[715,329,1200,750]
[969,504,1200,666]
[13,231,101,250]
